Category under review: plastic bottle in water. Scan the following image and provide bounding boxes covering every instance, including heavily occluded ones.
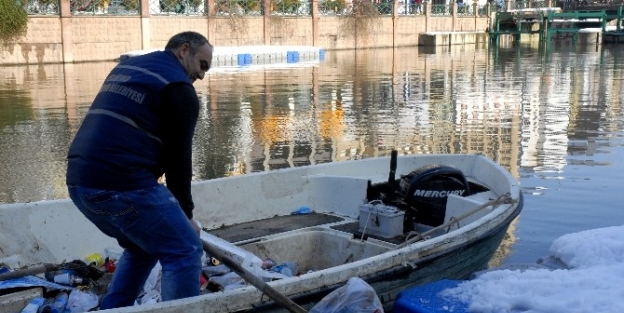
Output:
[19,297,45,313]
[49,292,69,313]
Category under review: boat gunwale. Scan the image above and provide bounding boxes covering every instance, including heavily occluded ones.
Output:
[249,194,524,312]
[107,173,522,312]
[107,195,523,313]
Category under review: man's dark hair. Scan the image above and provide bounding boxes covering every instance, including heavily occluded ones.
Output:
[164,31,212,55]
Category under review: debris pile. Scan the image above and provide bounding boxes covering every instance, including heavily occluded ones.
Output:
[1,246,300,312]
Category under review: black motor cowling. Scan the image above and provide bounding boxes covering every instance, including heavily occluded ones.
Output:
[394,164,469,227]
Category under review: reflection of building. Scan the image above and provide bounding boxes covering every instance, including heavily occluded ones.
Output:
[146,47,624,189]
[3,46,622,207]
[192,47,527,180]
[488,215,519,268]
[518,48,624,176]
[519,57,571,175]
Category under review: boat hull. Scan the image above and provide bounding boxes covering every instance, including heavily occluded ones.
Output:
[0,154,523,313]
[251,194,523,312]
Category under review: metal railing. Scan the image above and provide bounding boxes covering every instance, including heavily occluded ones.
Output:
[431,3,451,14]
[377,0,394,14]
[270,0,311,15]
[208,0,316,16]
[152,0,206,15]
[17,0,59,14]
[319,0,349,15]
[212,0,260,15]
[14,0,514,16]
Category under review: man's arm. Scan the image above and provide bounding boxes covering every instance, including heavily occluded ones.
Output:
[160,82,200,219]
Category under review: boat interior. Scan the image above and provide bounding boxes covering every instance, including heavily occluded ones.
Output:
[205,177,500,274]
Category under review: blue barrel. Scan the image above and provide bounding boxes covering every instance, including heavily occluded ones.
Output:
[393,280,468,313]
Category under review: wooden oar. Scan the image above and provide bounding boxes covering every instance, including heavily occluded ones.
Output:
[200,238,307,313]
[0,263,58,281]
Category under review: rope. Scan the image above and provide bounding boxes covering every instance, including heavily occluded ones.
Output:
[397,192,516,249]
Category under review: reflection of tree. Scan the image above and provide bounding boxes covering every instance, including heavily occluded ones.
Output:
[0,89,32,129]
[0,89,32,203]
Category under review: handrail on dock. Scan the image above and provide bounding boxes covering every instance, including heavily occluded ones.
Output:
[546,6,624,40]
[545,10,607,41]
[490,5,624,43]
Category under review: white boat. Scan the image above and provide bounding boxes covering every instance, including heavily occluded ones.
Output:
[0,153,523,313]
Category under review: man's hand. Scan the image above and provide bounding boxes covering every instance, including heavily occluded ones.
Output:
[189,218,201,236]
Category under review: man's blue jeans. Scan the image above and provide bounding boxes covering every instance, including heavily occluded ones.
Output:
[68,184,203,309]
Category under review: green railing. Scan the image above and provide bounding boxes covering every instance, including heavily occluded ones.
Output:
[270,0,311,16]
[545,10,608,40]
[212,0,259,15]
[17,0,59,14]
[319,0,348,15]
[15,0,498,17]
[153,0,205,14]
[431,3,451,14]
[377,0,393,14]
[16,0,141,15]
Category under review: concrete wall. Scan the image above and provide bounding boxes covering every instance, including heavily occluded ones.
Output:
[396,17,427,47]
[69,17,143,62]
[1,17,63,65]
[0,5,491,65]
[268,17,314,46]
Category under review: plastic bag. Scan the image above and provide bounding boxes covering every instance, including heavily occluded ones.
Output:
[200,231,286,282]
[67,289,99,313]
[136,262,162,305]
[209,272,245,290]
[310,277,384,313]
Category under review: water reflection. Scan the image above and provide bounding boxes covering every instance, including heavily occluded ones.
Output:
[0,45,623,209]
[192,45,528,182]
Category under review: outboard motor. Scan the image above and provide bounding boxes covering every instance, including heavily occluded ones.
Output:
[394,164,469,227]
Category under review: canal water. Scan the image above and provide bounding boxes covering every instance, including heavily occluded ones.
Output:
[1,43,623,267]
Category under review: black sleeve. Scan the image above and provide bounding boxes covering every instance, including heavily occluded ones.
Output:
[160,83,200,219]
